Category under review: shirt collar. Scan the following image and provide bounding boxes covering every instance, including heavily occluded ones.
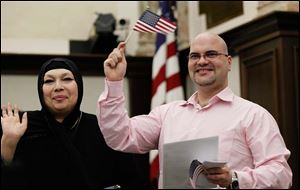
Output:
[180,86,234,107]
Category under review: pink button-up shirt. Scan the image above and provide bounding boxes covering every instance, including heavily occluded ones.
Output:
[97,80,292,188]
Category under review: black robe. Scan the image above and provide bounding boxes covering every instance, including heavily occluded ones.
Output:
[1,110,151,189]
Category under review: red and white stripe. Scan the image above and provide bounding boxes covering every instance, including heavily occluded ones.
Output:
[150,30,184,187]
[151,33,184,109]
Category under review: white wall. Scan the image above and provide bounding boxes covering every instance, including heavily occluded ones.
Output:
[228,56,241,96]
[81,76,130,114]
[1,38,69,55]
[1,75,40,110]
[1,1,139,55]
[1,1,117,39]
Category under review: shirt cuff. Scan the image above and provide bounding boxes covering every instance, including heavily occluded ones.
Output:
[106,79,124,97]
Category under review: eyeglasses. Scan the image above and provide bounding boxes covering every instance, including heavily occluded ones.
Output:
[187,51,228,62]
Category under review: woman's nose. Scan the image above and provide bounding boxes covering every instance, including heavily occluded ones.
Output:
[54,81,64,90]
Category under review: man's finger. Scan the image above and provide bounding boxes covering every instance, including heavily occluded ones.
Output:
[104,58,116,68]
[117,42,126,54]
[117,42,126,49]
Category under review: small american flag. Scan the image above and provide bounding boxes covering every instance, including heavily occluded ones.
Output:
[189,160,205,189]
[133,10,176,35]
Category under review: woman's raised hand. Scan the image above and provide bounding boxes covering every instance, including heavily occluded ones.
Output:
[1,103,28,161]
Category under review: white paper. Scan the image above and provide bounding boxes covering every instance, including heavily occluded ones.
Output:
[203,160,227,168]
[162,136,226,189]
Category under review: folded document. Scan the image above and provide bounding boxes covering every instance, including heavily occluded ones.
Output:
[189,160,226,189]
[162,136,226,189]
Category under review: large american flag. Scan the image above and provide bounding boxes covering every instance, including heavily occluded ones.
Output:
[133,10,176,35]
[149,1,184,188]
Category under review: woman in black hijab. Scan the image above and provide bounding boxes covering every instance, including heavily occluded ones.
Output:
[1,58,150,189]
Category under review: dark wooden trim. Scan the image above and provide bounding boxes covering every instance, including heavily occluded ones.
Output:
[220,11,299,56]
[1,53,152,77]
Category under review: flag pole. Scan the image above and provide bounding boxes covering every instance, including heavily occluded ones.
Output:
[124,29,134,44]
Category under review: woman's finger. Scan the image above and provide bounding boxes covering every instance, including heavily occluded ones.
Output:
[13,104,19,118]
[2,105,7,117]
[7,103,13,116]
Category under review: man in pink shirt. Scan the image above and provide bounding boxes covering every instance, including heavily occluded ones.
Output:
[97,32,292,188]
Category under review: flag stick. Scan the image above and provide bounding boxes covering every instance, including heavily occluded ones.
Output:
[124,29,134,44]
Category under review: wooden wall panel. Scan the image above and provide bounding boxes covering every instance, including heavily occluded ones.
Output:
[221,11,299,188]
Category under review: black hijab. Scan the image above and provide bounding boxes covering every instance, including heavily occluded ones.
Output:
[29,58,94,188]
[37,58,83,129]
